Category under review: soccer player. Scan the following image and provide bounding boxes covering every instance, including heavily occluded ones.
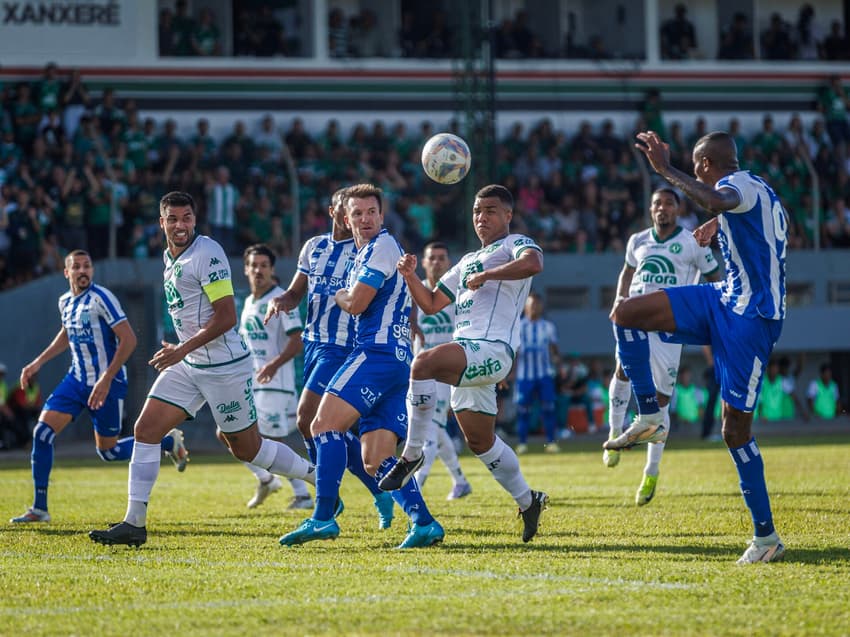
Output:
[606,131,788,563]
[229,244,312,510]
[602,187,720,506]
[409,241,473,500]
[278,183,443,548]
[10,250,187,524]
[514,291,561,454]
[90,192,315,547]
[382,184,549,543]
[265,188,395,528]
[806,363,842,419]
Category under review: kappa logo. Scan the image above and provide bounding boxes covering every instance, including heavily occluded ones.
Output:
[223,414,237,423]
[636,255,677,286]
[217,401,242,414]
[209,257,222,266]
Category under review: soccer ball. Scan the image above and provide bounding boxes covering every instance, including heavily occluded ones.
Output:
[421,133,471,185]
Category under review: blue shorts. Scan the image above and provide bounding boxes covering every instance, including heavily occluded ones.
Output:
[663,285,783,412]
[44,373,127,437]
[326,347,409,439]
[516,377,557,407]
[303,341,352,396]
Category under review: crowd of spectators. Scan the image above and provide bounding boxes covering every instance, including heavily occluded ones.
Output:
[1,65,850,291]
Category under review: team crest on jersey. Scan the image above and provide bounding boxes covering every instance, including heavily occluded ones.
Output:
[669,243,682,254]
[637,255,677,286]
[395,346,410,363]
[174,263,182,278]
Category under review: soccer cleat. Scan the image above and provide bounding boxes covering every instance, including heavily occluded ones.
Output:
[544,442,560,453]
[334,497,345,518]
[247,475,283,509]
[278,517,340,546]
[10,507,51,523]
[737,533,786,564]
[518,490,549,543]
[396,520,445,549]
[287,495,314,510]
[164,428,189,472]
[447,482,472,501]
[603,413,667,450]
[377,454,424,491]
[373,492,395,529]
[515,443,528,454]
[603,448,621,468]
[89,521,147,547]
[635,473,658,506]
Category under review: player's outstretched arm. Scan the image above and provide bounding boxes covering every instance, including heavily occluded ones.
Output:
[465,248,543,291]
[635,131,740,214]
[265,272,308,324]
[21,328,70,389]
[397,253,451,315]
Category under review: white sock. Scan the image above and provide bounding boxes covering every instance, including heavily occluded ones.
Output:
[243,461,274,483]
[125,441,161,527]
[402,378,437,460]
[644,405,670,476]
[436,427,468,487]
[609,374,632,436]
[288,478,310,498]
[415,437,439,487]
[476,436,532,510]
[251,438,316,485]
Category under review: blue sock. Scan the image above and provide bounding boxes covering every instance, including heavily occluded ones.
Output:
[343,431,382,495]
[303,436,317,464]
[97,436,135,461]
[729,437,775,537]
[31,422,56,511]
[614,323,659,415]
[313,432,347,521]
[516,405,530,443]
[160,434,174,453]
[377,457,434,526]
[542,403,557,442]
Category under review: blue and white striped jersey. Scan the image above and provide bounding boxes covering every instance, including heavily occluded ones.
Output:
[715,171,787,320]
[516,318,558,382]
[297,233,357,347]
[348,228,412,357]
[58,283,128,387]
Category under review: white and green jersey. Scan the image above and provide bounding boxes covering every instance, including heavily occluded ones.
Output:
[416,278,455,353]
[240,285,302,394]
[163,234,248,368]
[437,233,541,353]
[626,225,719,297]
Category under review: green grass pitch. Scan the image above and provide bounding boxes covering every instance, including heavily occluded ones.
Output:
[1,434,849,636]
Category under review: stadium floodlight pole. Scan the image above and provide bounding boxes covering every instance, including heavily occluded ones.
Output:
[281,144,300,257]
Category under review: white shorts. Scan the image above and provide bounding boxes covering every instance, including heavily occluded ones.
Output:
[450,339,512,416]
[253,389,297,438]
[648,332,683,397]
[149,357,257,434]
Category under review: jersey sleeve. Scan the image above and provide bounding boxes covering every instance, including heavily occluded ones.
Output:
[297,236,316,275]
[356,235,398,290]
[508,234,542,259]
[437,263,461,302]
[280,308,303,335]
[716,172,757,214]
[624,233,639,268]
[91,286,128,327]
[696,243,719,277]
[199,239,234,303]
[806,381,818,399]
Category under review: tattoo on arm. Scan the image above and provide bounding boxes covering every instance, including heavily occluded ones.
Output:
[661,166,739,213]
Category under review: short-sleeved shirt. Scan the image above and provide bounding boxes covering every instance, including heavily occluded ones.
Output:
[163,234,248,367]
[240,285,302,394]
[626,225,718,297]
[298,233,356,348]
[437,233,541,353]
[516,318,558,382]
[59,283,128,387]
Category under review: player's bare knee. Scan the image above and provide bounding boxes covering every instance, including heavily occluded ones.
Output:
[410,351,436,380]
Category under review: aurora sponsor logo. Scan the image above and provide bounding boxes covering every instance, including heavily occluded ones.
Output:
[636,255,677,286]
